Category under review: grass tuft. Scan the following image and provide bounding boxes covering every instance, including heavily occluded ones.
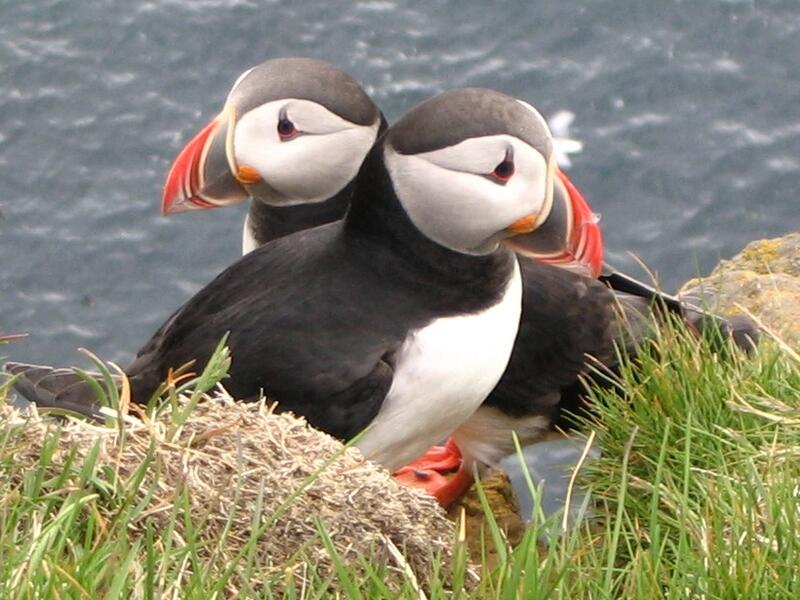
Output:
[2,319,799,597]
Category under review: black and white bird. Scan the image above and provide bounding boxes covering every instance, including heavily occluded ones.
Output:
[7,88,562,478]
[156,59,756,358]
[161,57,385,252]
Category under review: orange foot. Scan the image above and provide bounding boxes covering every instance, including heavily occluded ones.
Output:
[393,438,475,507]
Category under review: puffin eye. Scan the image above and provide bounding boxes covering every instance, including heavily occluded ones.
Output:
[489,152,515,184]
[277,113,300,140]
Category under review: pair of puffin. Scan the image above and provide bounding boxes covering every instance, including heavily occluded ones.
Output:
[7,58,757,505]
[155,58,756,500]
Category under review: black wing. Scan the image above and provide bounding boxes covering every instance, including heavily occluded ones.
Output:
[484,260,629,418]
[126,223,405,439]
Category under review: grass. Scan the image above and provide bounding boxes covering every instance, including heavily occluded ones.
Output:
[1,318,799,599]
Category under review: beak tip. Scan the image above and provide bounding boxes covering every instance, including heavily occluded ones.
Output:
[160,187,182,216]
[160,195,199,215]
[160,117,223,217]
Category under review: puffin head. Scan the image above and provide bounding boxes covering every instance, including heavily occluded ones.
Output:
[366,88,558,256]
[161,57,383,214]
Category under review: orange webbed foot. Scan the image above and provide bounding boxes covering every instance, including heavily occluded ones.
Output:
[392,438,474,507]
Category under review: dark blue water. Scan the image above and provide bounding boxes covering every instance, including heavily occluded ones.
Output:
[1,0,799,367]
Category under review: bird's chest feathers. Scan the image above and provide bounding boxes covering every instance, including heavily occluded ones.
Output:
[242,214,259,254]
[357,261,522,470]
[395,277,522,398]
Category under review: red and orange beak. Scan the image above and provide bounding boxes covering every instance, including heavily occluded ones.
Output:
[161,106,250,215]
[504,168,604,278]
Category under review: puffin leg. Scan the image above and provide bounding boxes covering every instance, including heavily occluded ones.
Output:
[392,438,474,507]
[399,437,463,473]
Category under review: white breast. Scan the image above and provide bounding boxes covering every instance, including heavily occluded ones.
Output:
[356,259,523,472]
[241,213,258,254]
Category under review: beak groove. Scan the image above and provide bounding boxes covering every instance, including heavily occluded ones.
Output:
[161,105,248,215]
[161,118,220,215]
[554,168,604,277]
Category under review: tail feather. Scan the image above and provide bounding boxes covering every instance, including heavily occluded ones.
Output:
[682,309,760,354]
[601,266,760,353]
[3,362,110,420]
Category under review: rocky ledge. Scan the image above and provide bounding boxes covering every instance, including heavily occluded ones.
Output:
[680,232,800,346]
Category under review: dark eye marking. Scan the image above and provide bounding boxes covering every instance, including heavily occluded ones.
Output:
[487,149,515,184]
[277,107,301,141]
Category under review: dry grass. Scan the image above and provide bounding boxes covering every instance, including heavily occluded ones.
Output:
[2,393,457,595]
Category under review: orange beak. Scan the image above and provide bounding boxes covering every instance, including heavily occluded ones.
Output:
[161,107,249,215]
[505,168,604,278]
[554,168,603,277]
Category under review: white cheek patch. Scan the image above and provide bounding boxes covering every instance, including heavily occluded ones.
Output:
[396,153,508,248]
[385,138,549,254]
[287,100,358,135]
[233,99,284,176]
[417,136,509,175]
[267,122,378,202]
[233,99,379,204]
[511,146,554,228]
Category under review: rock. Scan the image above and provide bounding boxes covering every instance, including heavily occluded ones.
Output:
[681,232,800,346]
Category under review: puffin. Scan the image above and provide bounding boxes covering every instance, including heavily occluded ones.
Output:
[157,58,756,353]
[6,87,566,476]
[160,60,603,275]
[161,57,386,253]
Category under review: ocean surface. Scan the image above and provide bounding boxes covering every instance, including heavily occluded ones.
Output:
[1,0,798,367]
